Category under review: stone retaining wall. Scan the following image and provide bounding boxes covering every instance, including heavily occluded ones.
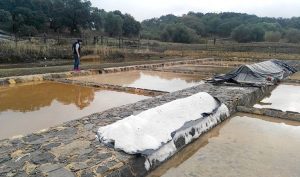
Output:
[53,78,168,97]
[0,82,273,177]
[237,106,300,122]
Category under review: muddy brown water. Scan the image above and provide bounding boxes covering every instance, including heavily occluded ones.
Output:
[0,81,149,139]
[254,84,300,112]
[71,70,205,92]
[148,113,300,177]
[289,72,300,80]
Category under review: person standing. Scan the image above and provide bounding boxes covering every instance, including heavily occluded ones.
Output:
[72,39,82,71]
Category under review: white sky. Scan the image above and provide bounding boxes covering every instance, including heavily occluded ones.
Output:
[90,0,300,21]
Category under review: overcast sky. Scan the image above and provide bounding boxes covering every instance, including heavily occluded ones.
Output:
[90,0,300,21]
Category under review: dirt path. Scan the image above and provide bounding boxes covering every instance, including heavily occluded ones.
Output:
[0,58,193,77]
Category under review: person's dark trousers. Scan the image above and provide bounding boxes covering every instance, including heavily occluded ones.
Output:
[73,54,80,70]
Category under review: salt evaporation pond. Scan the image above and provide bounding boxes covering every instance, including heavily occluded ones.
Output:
[148,113,300,177]
[163,65,234,74]
[0,81,149,139]
[71,70,205,92]
[254,84,300,112]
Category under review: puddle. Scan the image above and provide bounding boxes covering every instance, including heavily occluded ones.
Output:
[71,70,205,92]
[148,113,300,177]
[254,84,300,112]
[0,81,149,139]
[163,65,234,74]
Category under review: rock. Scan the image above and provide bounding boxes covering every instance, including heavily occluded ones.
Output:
[0,154,11,164]
[0,165,11,175]
[23,161,37,175]
[84,124,94,130]
[119,166,134,177]
[104,160,120,169]
[96,166,109,174]
[78,148,93,156]
[66,162,88,172]
[48,168,75,177]
[23,134,43,143]
[79,170,95,177]
[38,163,63,173]
[14,171,28,177]
[11,150,24,159]
[31,152,55,164]
[7,79,16,85]
[51,140,91,157]
[174,136,186,149]
[94,153,112,161]
[33,76,43,81]
[41,142,62,151]
[105,170,120,177]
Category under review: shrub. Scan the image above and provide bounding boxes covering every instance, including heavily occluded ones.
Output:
[231,24,265,43]
[285,28,300,43]
[160,24,200,44]
[264,31,281,42]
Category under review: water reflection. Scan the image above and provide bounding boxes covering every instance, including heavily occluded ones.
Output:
[0,82,96,112]
[254,84,300,112]
[72,70,205,92]
[0,82,149,139]
[149,113,300,177]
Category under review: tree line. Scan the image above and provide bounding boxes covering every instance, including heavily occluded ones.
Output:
[0,0,141,38]
[1,0,300,44]
[142,12,300,43]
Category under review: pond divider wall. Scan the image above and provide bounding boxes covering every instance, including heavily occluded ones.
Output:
[237,106,300,122]
[53,78,168,97]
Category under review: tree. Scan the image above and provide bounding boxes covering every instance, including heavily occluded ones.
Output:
[90,7,106,31]
[202,15,222,35]
[182,15,206,36]
[63,0,92,34]
[122,14,141,37]
[231,25,252,43]
[264,31,281,42]
[217,21,241,37]
[285,28,300,43]
[250,25,265,42]
[231,24,265,43]
[105,12,123,36]
[0,9,12,31]
[19,25,38,36]
[160,24,199,43]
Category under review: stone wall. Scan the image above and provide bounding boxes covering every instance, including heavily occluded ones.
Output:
[237,106,300,122]
[53,78,168,97]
